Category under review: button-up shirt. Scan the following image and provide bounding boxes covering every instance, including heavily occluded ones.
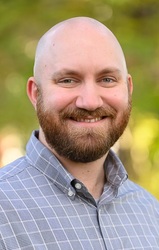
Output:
[0,131,159,250]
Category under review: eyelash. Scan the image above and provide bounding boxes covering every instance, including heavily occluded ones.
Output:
[57,76,117,88]
[101,77,114,83]
[59,78,76,83]
[59,77,115,82]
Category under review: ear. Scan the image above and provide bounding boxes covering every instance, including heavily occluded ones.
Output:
[127,74,133,95]
[27,77,38,111]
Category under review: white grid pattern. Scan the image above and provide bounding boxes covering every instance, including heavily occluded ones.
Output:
[0,131,159,250]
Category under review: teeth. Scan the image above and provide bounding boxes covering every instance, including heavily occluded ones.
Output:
[76,117,102,123]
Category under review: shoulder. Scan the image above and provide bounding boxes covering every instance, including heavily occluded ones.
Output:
[118,178,159,214]
[0,157,28,181]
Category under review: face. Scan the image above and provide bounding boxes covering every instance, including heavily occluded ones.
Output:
[32,23,133,163]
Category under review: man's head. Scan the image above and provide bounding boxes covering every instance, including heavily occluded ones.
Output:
[27,16,133,163]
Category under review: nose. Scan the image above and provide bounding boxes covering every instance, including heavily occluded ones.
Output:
[75,83,103,111]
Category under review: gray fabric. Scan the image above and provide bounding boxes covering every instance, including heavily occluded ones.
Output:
[0,131,159,249]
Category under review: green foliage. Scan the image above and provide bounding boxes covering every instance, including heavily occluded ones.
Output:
[0,0,159,198]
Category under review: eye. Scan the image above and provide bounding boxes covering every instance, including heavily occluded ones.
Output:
[57,78,79,88]
[102,77,114,83]
[59,78,75,84]
[98,76,117,88]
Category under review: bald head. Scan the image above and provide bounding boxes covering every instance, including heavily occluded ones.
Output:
[33,17,128,84]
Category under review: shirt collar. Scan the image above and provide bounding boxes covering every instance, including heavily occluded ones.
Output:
[26,130,76,197]
[26,131,127,197]
[104,149,128,187]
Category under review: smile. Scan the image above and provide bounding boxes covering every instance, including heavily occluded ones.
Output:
[74,117,104,123]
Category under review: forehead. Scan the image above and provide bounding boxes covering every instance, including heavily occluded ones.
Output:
[52,26,121,57]
[34,19,127,79]
[38,18,123,58]
[47,21,117,50]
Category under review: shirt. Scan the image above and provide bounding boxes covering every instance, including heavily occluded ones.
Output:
[0,130,159,250]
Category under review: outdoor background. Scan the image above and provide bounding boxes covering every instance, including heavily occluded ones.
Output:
[0,0,159,199]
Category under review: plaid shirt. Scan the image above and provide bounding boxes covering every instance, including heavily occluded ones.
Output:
[0,131,159,250]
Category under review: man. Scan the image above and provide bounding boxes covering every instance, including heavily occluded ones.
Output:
[0,17,158,250]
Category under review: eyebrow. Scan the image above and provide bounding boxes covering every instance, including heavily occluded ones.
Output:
[51,67,122,80]
[97,68,122,76]
[51,69,80,80]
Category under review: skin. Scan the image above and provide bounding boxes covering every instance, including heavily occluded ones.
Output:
[27,17,133,198]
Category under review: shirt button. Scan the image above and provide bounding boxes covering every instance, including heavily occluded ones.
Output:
[75,182,82,190]
[68,189,74,197]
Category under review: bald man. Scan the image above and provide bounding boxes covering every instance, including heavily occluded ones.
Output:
[0,17,159,250]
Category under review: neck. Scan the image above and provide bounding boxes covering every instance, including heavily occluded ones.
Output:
[53,151,107,199]
[38,129,107,199]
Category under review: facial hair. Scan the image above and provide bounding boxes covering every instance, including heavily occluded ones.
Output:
[36,88,132,163]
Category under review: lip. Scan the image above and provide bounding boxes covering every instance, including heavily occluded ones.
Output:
[69,116,108,125]
[76,117,103,123]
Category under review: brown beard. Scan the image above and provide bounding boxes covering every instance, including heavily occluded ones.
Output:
[36,88,132,163]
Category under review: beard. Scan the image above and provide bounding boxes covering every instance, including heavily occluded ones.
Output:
[36,88,132,163]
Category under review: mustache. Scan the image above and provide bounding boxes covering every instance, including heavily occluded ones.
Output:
[60,106,117,119]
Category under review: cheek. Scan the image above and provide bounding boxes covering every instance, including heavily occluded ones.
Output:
[44,90,75,112]
[105,88,129,111]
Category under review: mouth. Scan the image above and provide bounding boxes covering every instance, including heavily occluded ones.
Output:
[71,116,107,123]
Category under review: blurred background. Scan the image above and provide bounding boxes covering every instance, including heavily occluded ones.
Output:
[0,0,159,199]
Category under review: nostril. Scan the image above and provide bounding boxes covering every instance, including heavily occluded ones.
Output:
[76,96,103,111]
